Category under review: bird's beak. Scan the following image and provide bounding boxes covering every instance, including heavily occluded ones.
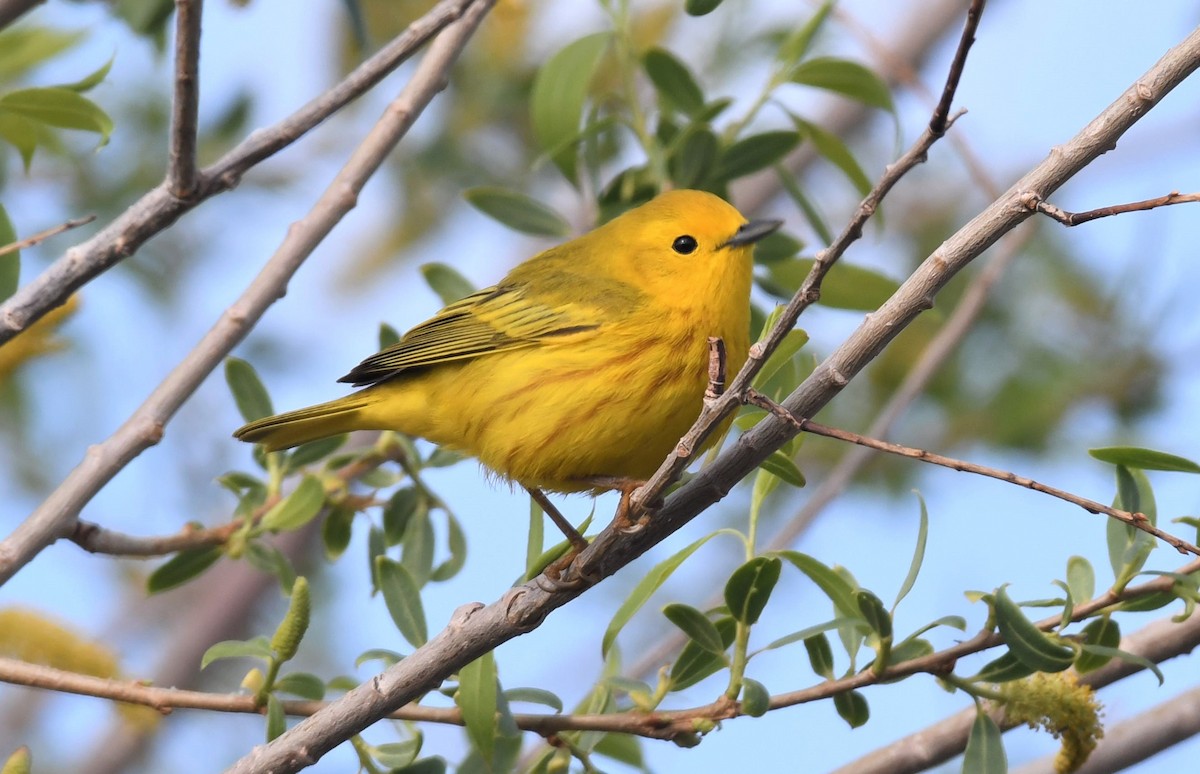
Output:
[722,219,783,248]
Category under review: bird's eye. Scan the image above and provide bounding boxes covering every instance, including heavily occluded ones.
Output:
[672,235,698,255]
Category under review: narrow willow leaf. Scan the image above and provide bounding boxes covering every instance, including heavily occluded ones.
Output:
[775,551,860,618]
[963,709,1007,773]
[1066,555,1095,604]
[758,450,806,488]
[420,262,475,305]
[991,586,1075,673]
[245,541,297,595]
[684,0,724,15]
[752,231,804,264]
[1077,643,1164,685]
[464,186,571,237]
[384,487,424,547]
[224,357,273,422]
[457,651,498,766]
[504,687,563,713]
[401,505,435,587]
[0,112,38,169]
[56,56,114,93]
[592,732,643,767]
[530,32,610,184]
[777,0,833,69]
[755,617,865,656]
[147,546,221,593]
[261,475,325,532]
[725,556,782,625]
[377,558,427,647]
[0,87,114,140]
[355,648,404,669]
[790,57,894,111]
[1089,446,1200,473]
[0,27,84,80]
[669,126,719,188]
[894,491,929,609]
[740,678,770,717]
[1108,466,1157,589]
[1074,617,1120,673]
[526,496,545,577]
[368,525,385,593]
[265,695,286,741]
[603,530,736,656]
[793,116,872,196]
[0,203,17,299]
[777,165,833,245]
[764,257,900,310]
[429,512,467,582]
[803,633,834,679]
[713,130,800,181]
[322,506,354,562]
[643,47,705,116]
[971,651,1036,684]
[274,672,326,700]
[201,636,273,669]
[669,617,736,690]
[286,435,346,472]
[663,603,726,654]
[753,328,810,388]
[833,690,869,728]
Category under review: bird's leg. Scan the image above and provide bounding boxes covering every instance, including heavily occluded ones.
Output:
[579,475,656,533]
[525,486,590,554]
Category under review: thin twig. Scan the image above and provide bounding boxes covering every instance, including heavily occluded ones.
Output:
[1027,190,1200,226]
[0,0,479,345]
[167,0,204,198]
[0,0,496,586]
[0,216,96,258]
[745,390,1200,557]
[5,559,1195,743]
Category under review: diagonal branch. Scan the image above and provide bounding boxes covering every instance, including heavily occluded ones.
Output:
[167,0,204,198]
[0,0,41,31]
[0,0,496,586]
[224,17,1200,774]
[0,0,481,346]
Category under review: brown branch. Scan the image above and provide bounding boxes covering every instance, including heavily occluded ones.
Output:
[0,0,41,30]
[0,0,496,586]
[167,0,203,198]
[5,559,1195,745]
[0,216,96,258]
[1027,190,1200,226]
[745,391,1200,558]
[0,0,480,346]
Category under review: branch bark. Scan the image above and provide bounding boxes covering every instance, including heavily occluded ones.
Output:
[223,22,1200,774]
[167,0,203,199]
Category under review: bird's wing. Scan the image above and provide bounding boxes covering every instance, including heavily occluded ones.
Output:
[338,284,601,387]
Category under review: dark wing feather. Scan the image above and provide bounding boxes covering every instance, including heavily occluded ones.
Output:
[338,284,600,387]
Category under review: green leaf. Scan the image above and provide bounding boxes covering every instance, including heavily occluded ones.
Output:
[401,504,435,588]
[1076,643,1164,685]
[456,650,498,766]
[777,165,834,245]
[663,603,726,654]
[669,127,719,188]
[0,87,113,140]
[274,672,327,700]
[1089,446,1200,473]
[684,0,724,16]
[321,506,354,561]
[224,357,274,423]
[393,758,447,774]
[758,450,806,488]
[355,648,404,669]
[244,541,297,594]
[1066,555,1094,604]
[775,551,860,619]
[0,27,84,80]
[56,56,114,93]
[753,328,810,388]
[603,530,735,656]
[1074,617,1120,674]
[0,204,17,300]
[147,546,222,593]
[752,231,804,264]
[0,112,38,169]
[377,558,427,647]
[372,739,422,769]
[286,435,346,472]
[991,586,1075,673]
[368,525,386,592]
[790,57,894,111]
[971,651,1036,684]
[754,616,865,656]
[713,130,800,181]
[762,257,900,310]
[463,186,571,237]
[833,690,869,728]
[894,492,929,609]
[261,475,326,532]
[592,732,643,767]
[384,487,424,547]
[803,633,834,679]
[740,678,770,717]
[963,709,1007,773]
[777,1,833,70]
[430,513,467,582]
[725,556,782,625]
[1108,466,1156,589]
[201,636,273,669]
[420,262,475,305]
[669,617,737,690]
[503,687,563,713]
[379,322,401,349]
[525,496,545,577]
[792,116,872,196]
[265,694,286,741]
[530,32,610,184]
[643,47,705,116]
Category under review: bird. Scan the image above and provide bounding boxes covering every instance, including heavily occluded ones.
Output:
[234,189,780,549]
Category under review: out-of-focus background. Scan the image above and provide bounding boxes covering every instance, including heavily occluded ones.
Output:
[2,1,1199,771]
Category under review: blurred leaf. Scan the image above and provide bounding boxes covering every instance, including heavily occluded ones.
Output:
[803,633,834,679]
[685,0,724,15]
[777,1,833,70]
[1066,555,1094,604]
[464,186,571,237]
[792,116,872,196]
[503,687,562,712]
[1089,446,1200,473]
[373,739,422,770]
[755,616,864,656]
[714,131,800,181]
[592,732,643,767]
[147,546,221,593]
[420,262,475,306]
[225,357,274,422]
[244,541,297,594]
[430,512,467,582]
[457,650,498,766]
[261,476,325,532]
[1108,466,1156,590]
[725,556,782,625]
[972,651,1035,684]
[55,56,114,93]
[379,322,401,349]
[0,87,112,140]
[274,672,326,700]
[894,492,929,609]
[663,603,726,654]
[0,203,16,300]
[752,231,804,264]
[1077,642,1163,685]
[355,648,404,669]
[777,165,833,245]
[286,435,346,472]
[643,47,705,116]
[201,636,272,669]
[0,27,82,80]
[762,257,900,311]
[1074,617,1119,674]
[669,617,737,690]
[670,127,719,188]
[401,505,435,587]
[963,710,1006,773]
[377,557,427,647]
[265,694,286,741]
[758,450,806,488]
[740,678,769,717]
[833,690,869,728]
[991,586,1074,673]
[530,32,610,184]
[322,506,354,562]
[776,551,860,619]
[393,758,447,774]
[790,57,894,111]
[114,0,176,38]
[384,487,424,547]
[0,112,38,169]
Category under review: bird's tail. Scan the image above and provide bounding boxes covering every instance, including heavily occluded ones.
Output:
[233,393,374,452]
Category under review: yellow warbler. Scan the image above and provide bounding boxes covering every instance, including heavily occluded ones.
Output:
[234,190,780,494]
